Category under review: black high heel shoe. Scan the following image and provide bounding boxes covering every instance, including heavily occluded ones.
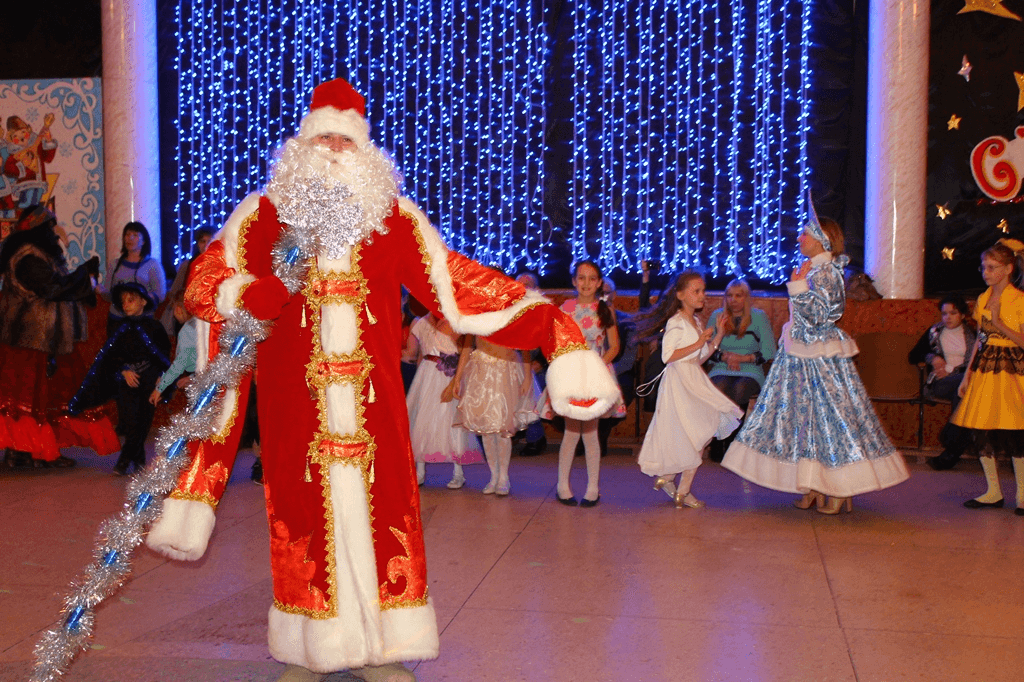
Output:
[557,494,578,506]
[963,497,1004,509]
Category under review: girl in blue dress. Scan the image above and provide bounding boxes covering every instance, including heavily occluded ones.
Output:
[722,212,909,513]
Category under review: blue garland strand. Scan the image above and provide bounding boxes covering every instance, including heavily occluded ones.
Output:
[30,224,312,682]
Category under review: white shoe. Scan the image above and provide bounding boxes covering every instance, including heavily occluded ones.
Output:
[482,479,497,494]
[495,480,510,496]
[447,473,466,489]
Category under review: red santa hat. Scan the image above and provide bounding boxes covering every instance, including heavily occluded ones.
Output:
[298,77,371,148]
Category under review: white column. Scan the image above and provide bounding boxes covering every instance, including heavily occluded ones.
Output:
[864,0,929,299]
[101,0,160,271]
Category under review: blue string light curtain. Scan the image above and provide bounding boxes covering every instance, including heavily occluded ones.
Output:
[169,0,811,283]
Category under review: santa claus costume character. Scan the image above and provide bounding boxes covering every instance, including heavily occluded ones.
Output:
[404,313,483,488]
[721,208,909,514]
[0,205,115,468]
[144,78,618,682]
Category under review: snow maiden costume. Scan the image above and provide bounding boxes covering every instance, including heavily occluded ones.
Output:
[143,78,618,679]
[722,217,908,499]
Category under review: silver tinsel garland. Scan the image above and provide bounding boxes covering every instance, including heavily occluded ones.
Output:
[30,223,312,682]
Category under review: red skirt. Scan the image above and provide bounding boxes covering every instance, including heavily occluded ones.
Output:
[0,343,119,460]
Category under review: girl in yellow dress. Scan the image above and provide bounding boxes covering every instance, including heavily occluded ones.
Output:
[953,238,1024,515]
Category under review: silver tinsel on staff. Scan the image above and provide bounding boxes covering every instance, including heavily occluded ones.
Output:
[30,221,314,682]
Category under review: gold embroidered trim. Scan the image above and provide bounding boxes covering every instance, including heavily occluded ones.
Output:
[236,209,257,273]
[234,279,253,312]
[380,594,430,611]
[168,491,219,508]
[272,599,333,620]
[209,387,242,445]
[549,341,590,363]
[299,246,381,618]
[504,300,547,327]
[408,219,440,310]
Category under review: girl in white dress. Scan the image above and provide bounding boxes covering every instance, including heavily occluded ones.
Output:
[635,271,744,508]
[405,314,484,488]
[454,336,537,495]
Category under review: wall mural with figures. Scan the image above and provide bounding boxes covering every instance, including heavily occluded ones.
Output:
[927,0,1024,293]
[0,78,105,273]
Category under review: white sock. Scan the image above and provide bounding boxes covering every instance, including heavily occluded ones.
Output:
[483,433,500,485]
[1013,457,1024,509]
[976,456,1003,503]
[581,419,600,501]
[558,419,582,498]
[496,436,512,485]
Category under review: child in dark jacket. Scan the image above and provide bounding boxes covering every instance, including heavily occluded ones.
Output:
[69,282,170,475]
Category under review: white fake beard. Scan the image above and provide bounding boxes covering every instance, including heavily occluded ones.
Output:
[265,137,402,259]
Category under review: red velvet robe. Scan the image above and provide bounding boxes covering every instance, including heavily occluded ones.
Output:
[146,193,617,672]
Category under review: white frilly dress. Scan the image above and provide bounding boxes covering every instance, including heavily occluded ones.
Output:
[638,313,744,477]
[455,337,538,437]
[406,317,483,464]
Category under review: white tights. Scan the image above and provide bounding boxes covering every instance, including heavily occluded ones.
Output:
[557,418,600,501]
[482,433,512,487]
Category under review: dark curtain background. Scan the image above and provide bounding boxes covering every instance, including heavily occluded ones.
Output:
[926,0,1024,294]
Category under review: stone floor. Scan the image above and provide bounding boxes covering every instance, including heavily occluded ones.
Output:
[2,445,1023,682]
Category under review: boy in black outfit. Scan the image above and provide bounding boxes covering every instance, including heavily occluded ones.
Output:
[69,282,170,475]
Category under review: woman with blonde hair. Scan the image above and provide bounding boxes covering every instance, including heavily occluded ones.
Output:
[722,206,908,513]
[706,279,776,461]
[953,238,1024,514]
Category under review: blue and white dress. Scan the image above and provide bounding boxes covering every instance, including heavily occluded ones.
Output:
[721,252,909,497]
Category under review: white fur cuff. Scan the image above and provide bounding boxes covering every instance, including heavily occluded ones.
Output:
[545,349,619,420]
[145,497,217,561]
[787,279,810,296]
[215,272,256,319]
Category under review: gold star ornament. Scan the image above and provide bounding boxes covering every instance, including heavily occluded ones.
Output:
[958,0,1022,20]
[1016,72,1024,111]
[942,247,956,260]
[998,218,1010,233]
[959,56,972,81]
[937,204,952,219]
[948,114,962,130]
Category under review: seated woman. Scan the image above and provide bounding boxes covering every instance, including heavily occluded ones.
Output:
[706,279,777,462]
[908,294,976,470]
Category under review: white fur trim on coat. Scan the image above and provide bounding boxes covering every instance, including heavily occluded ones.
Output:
[398,197,552,335]
[268,463,440,672]
[545,349,619,421]
[216,192,262,270]
[298,107,371,148]
[781,321,860,359]
[145,497,217,562]
[215,272,256,320]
